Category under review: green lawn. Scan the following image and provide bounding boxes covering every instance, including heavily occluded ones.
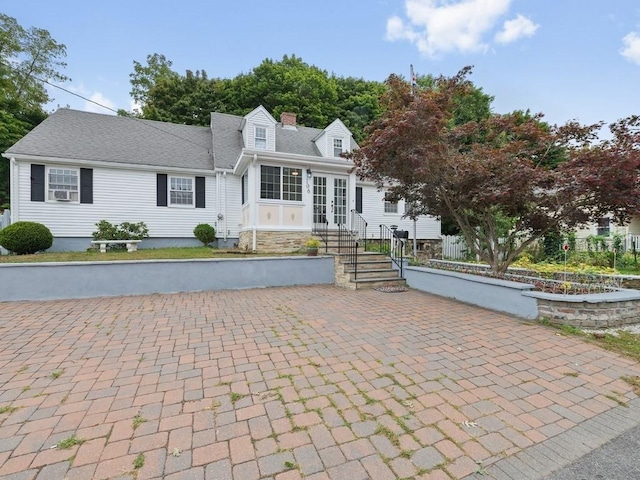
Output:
[549,322,640,364]
[0,247,301,263]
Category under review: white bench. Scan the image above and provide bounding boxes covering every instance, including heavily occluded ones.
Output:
[91,239,142,253]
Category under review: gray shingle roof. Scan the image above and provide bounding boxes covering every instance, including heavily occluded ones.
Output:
[276,125,323,157]
[210,112,358,169]
[5,109,214,170]
[209,112,244,169]
[6,108,358,172]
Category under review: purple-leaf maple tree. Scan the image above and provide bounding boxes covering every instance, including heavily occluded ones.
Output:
[350,68,640,273]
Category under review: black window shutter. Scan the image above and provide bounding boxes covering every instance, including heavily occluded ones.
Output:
[80,168,93,204]
[157,174,168,206]
[195,176,205,208]
[31,164,45,202]
[355,187,363,213]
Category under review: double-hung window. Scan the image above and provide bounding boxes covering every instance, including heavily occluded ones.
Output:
[170,176,194,206]
[48,167,79,202]
[384,192,398,213]
[260,166,302,201]
[282,167,302,201]
[597,217,611,236]
[255,126,267,149]
[384,201,398,214]
[333,138,343,157]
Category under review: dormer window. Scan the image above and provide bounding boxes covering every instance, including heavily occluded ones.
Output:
[333,138,343,157]
[255,126,267,149]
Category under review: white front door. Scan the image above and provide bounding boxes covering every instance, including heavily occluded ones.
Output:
[313,174,348,228]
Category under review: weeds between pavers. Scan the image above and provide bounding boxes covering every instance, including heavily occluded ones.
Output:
[57,434,85,449]
[132,414,147,430]
[133,453,144,469]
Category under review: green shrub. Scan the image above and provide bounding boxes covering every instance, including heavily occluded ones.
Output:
[92,220,149,250]
[193,223,216,246]
[0,221,53,255]
[542,229,564,261]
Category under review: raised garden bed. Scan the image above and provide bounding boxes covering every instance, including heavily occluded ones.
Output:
[405,262,640,328]
[423,259,624,294]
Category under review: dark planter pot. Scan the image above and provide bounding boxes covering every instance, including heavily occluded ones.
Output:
[307,248,318,257]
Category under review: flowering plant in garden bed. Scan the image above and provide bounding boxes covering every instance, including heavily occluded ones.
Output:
[422,260,623,294]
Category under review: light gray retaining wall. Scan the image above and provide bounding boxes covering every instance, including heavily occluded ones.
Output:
[0,256,333,302]
[405,266,539,319]
[405,266,640,326]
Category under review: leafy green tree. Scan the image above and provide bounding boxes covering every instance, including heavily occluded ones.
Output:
[128,54,386,141]
[0,14,68,207]
[129,53,176,110]
[334,76,386,143]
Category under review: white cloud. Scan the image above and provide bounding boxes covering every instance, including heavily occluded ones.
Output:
[495,14,539,44]
[385,0,537,57]
[621,32,640,65]
[84,92,116,114]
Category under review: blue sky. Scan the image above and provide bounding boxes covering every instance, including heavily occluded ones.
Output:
[4,0,640,132]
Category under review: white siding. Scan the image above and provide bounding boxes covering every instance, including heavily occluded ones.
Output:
[314,120,352,158]
[17,161,217,238]
[315,131,328,157]
[243,109,276,151]
[220,173,242,238]
[358,184,440,240]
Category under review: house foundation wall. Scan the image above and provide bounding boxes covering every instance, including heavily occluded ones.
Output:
[416,239,443,260]
[238,230,311,253]
[44,237,239,252]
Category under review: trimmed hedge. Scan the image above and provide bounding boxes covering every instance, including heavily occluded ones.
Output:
[0,221,53,255]
[194,223,216,246]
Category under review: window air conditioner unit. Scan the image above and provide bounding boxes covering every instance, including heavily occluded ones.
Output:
[53,190,70,201]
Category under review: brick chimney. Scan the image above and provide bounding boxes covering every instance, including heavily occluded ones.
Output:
[281,112,297,129]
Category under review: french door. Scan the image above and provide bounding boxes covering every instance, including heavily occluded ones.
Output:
[313,174,348,228]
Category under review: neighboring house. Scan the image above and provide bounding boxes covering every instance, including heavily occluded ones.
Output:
[576,217,640,239]
[2,106,441,252]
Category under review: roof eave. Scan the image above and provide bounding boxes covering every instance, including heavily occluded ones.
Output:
[5,153,216,175]
[232,148,354,173]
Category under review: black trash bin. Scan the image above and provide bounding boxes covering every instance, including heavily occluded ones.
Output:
[393,230,409,239]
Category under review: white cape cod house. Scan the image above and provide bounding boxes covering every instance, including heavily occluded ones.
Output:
[2,106,440,252]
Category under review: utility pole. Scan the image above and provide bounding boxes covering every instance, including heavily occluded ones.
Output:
[410,64,418,257]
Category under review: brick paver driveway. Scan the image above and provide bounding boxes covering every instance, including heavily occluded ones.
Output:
[1,285,639,480]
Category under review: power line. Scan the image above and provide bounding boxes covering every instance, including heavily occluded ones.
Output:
[5,64,212,153]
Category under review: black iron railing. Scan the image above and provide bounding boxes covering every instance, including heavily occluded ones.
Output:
[338,223,359,280]
[350,209,368,252]
[379,224,405,277]
[312,220,329,253]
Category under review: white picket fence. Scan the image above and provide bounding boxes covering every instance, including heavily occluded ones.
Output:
[441,235,469,260]
[442,233,640,260]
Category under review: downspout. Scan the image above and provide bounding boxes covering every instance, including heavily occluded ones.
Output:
[252,154,257,252]
[223,171,228,242]
[215,171,220,239]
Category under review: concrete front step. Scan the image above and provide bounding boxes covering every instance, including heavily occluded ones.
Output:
[344,260,393,271]
[346,268,400,281]
[352,277,407,290]
[322,246,367,254]
[337,252,388,262]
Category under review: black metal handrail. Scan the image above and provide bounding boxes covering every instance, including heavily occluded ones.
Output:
[338,223,359,280]
[312,220,329,253]
[379,224,405,277]
[350,209,368,252]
